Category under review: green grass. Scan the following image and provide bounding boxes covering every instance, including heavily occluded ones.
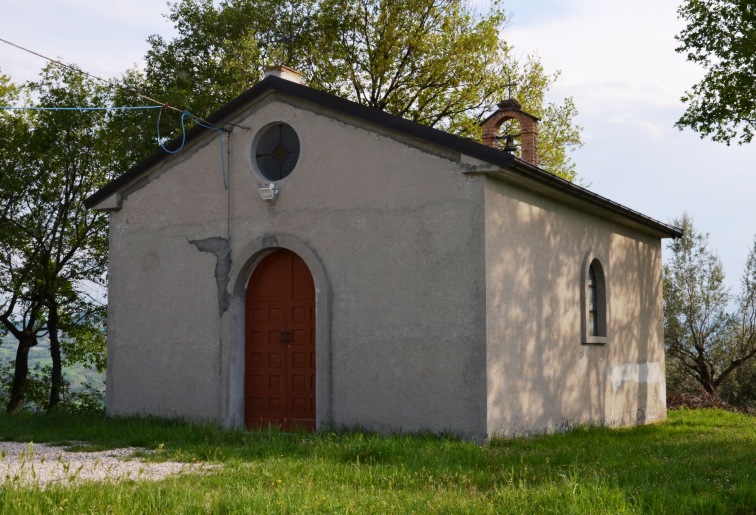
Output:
[0,409,753,513]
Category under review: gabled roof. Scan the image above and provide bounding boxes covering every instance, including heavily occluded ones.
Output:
[85,75,682,238]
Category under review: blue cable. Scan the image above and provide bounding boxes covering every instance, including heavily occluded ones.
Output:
[2,104,228,190]
[157,108,188,154]
[157,110,228,190]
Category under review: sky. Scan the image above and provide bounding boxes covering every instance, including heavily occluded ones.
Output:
[1,0,755,293]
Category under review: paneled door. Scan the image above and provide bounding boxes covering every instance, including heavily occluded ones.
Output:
[245,249,316,431]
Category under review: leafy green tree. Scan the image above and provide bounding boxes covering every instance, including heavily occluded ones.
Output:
[0,359,103,414]
[116,0,582,179]
[0,69,25,227]
[0,65,110,411]
[0,69,46,412]
[719,235,756,407]
[718,354,756,410]
[676,0,756,144]
[663,214,756,396]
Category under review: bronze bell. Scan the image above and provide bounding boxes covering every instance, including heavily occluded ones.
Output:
[503,134,518,153]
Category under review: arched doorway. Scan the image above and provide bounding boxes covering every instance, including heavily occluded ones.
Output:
[245,249,316,431]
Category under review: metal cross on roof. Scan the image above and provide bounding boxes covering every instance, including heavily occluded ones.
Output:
[505,78,517,100]
[270,32,298,66]
[259,4,314,66]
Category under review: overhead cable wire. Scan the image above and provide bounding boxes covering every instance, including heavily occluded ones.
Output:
[0,36,248,130]
[1,38,234,188]
[1,105,229,190]
[0,105,162,111]
[190,113,229,190]
[0,36,183,115]
[162,110,228,189]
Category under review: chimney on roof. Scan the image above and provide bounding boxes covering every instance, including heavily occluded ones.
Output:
[481,98,540,166]
[264,65,303,84]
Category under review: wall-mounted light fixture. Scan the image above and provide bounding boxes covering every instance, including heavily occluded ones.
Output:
[258,183,279,200]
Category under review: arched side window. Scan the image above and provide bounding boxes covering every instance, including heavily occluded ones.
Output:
[582,252,608,345]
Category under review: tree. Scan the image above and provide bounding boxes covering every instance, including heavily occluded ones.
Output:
[675,0,756,144]
[0,65,110,411]
[721,235,756,404]
[663,214,756,396]
[115,0,582,179]
[0,69,46,412]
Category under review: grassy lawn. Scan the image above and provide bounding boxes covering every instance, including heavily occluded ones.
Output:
[0,409,753,514]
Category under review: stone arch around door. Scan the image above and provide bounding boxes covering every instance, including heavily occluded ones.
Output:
[224,235,331,430]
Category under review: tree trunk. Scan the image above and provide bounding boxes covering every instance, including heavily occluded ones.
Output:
[48,305,63,409]
[697,369,717,396]
[701,382,716,395]
[695,354,717,395]
[7,335,37,413]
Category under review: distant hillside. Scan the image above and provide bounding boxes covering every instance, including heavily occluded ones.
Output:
[0,337,105,395]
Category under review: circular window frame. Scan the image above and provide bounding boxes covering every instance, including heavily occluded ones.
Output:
[251,122,301,183]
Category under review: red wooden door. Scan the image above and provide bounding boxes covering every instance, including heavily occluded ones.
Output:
[245,250,316,431]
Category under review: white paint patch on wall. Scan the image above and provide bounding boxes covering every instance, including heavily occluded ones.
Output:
[607,362,663,390]
[606,362,665,420]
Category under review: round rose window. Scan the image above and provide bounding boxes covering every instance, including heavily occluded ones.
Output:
[255,123,300,181]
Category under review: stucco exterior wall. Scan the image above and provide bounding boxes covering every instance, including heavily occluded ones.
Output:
[105,89,668,441]
[106,138,229,421]
[106,93,488,438]
[484,177,666,437]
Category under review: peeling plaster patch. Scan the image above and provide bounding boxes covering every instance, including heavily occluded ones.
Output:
[606,362,665,419]
[262,234,280,248]
[189,237,232,315]
[141,252,160,271]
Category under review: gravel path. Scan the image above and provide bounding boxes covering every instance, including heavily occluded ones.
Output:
[0,442,214,488]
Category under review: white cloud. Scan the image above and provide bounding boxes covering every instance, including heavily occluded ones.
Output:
[500,0,756,290]
[57,0,170,26]
[1,1,173,83]
[606,115,669,142]
[3,0,756,291]
[503,0,704,114]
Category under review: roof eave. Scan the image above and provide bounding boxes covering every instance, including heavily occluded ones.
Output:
[84,76,682,240]
[470,157,682,239]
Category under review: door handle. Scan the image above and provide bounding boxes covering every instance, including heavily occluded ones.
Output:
[280,331,291,344]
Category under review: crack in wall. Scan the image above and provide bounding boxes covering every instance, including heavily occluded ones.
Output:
[189,237,232,316]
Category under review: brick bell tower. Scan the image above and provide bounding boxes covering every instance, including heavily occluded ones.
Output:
[481,98,540,166]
